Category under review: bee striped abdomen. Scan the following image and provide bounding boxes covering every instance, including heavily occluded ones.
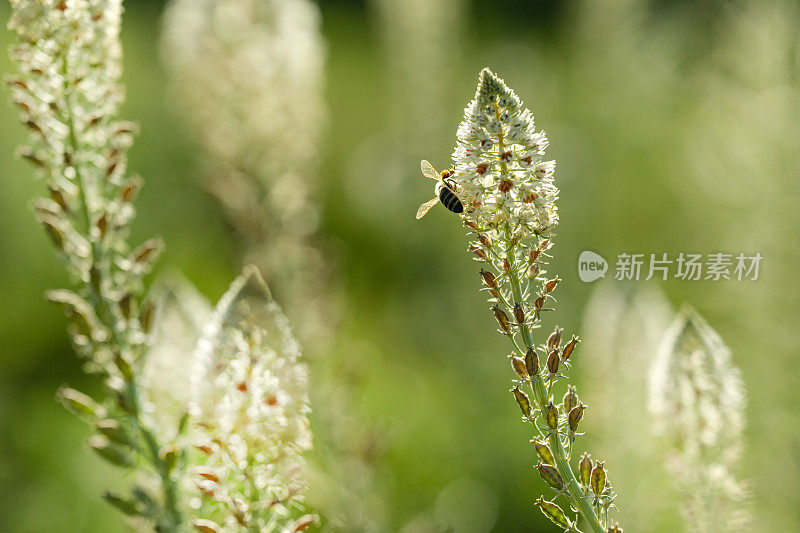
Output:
[439,185,463,214]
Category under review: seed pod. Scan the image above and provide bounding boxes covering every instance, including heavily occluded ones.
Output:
[41,217,65,250]
[48,185,69,212]
[511,386,532,418]
[547,349,560,374]
[524,347,539,376]
[513,303,525,324]
[102,492,140,516]
[526,263,539,279]
[479,234,492,248]
[562,335,580,361]
[57,387,102,419]
[510,356,528,379]
[545,278,560,293]
[119,179,141,202]
[562,385,578,413]
[535,461,564,490]
[139,300,155,333]
[294,515,316,532]
[118,292,132,319]
[607,523,623,533]
[195,467,220,483]
[528,249,540,263]
[114,351,134,381]
[90,435,134,468]
[547,327,563,350]
[534,296,545,310]
[133,239,162,264]
[532,439,554,466]
[568,403,586,432]
[579,453,593,486]
[502,259,512,272]
[493,305,511,333]
[540,238,552,251]
[95,419,131,447]
[159,445,180,475]
[534,497,572,530]
[473,248,487,261]
[192,519,222,533]
[545,400,558,430]
[489,288,501,300]
[480,268,497,288]
[591,461,607,495]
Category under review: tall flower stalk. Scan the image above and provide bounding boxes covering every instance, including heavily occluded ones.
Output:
[6,1,181,529]
[422,68,620,532]
[649,306,750,531]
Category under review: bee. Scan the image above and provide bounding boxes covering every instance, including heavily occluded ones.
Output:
[415,159,464,219]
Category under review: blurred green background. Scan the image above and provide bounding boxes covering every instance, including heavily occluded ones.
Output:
[1,0,798,531]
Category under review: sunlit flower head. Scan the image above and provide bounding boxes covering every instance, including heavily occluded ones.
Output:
[452,68,558,237]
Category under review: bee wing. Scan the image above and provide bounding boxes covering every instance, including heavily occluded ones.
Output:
[416,197,439,219]
[420,159,440,181]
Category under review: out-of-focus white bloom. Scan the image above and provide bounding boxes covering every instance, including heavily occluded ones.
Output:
[452,68,559,238]
[161,0,329,343]
[649,305,750,531]
[190,266,312,532]
[141,273,211,437]
[581,284,674,529]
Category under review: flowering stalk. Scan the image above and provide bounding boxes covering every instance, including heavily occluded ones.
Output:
[189,266,315,533]
[649,306,750,531]
[6,1,182,529]
[423,68,619,532]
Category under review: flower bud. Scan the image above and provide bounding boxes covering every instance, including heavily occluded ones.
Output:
[524,347,539,377]
[568,403,586,433]
[535,461,563,491]
[511,386,532,418]
[528,248,540,263]
[545,400,558,430]
[547,349,560,374]
[547,327,562,350]
[534,497,572,530]
[590,461,607,495]
[510,356,528,379]
[562,335,580,361]
[479,234,492,248]
[480,268,497,288]
[562,385,578,413]
[502,259,512,272]
[579,452,593,486]
[493,305,511,333]
[513,303,525,324]
[526,263,539,279]
[532,439,554,466]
